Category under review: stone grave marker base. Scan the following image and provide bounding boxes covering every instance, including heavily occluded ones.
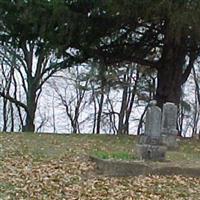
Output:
[162,134,179,150]
[136,144,167,161]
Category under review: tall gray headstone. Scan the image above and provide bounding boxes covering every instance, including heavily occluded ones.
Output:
[136,105,166,161]
[144,106,161,139]
[161,102,178,150]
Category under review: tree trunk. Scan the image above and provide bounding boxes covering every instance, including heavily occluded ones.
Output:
[155,30,186,108]
[124,69,139,134]
[10,102,14,132]
[156,61,183,107]
[117,76,128,135]
[2,97,8,132]
[96,88,104,134]
[23,83,37,132]
[23,102,36,132]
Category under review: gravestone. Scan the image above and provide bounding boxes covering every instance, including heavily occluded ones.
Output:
[161,102,178,150]
[136,105,167,161]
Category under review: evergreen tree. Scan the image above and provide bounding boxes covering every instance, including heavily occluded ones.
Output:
[0,0,80,132]
[66,0,200,107]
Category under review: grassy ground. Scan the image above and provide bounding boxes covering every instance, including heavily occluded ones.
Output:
[0,133,200,199]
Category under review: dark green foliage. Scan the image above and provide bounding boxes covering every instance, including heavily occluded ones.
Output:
[0,1,67,53]
[1,0,200,107]
[1,0,200,59]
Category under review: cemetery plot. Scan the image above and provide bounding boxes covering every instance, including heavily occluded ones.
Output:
[0,133,200,199]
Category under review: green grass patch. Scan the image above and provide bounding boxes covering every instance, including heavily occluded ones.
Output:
[0,182,15,190]
[92,150,135,160]
[0,182,15,198]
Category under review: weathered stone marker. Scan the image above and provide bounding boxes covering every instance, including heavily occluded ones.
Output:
[161,102,178,150]
[136,105,167,161]
[144,105,161,142]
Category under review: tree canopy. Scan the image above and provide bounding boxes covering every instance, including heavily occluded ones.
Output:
[1,0,200,130]
[64,0,200,106]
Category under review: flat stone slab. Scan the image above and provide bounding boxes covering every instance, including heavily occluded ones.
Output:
[89,156,200,177]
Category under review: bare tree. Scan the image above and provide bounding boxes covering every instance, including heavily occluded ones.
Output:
[49,67,89,134]
[0,43,68,132]
[103,90,118,134]
[117,66,140,134]
[0,47,24,131]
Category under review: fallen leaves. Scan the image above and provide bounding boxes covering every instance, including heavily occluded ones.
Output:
[1,133,200,199]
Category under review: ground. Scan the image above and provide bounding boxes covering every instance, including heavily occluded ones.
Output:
[0,133,200,199]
